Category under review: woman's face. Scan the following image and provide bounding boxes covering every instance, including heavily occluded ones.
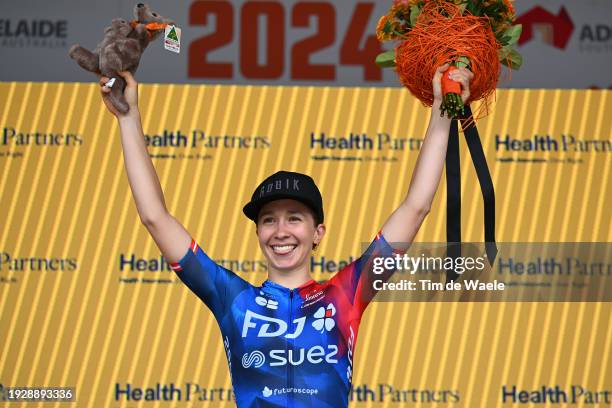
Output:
[256,199,325,274]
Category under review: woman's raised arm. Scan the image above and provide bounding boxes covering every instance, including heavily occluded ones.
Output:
[381,64,473,244]
[99,71,191,262]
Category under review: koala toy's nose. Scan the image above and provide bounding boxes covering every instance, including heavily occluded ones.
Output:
[137,3,144,8]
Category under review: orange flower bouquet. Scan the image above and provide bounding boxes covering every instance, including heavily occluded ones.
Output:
[376,0,522,118]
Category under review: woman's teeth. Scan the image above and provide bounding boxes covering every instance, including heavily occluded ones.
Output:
[272,245,296,254]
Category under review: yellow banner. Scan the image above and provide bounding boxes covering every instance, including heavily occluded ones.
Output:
[0,82,610,406]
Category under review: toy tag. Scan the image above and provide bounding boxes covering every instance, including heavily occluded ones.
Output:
[104,78,116,88]
[164,25,181,53]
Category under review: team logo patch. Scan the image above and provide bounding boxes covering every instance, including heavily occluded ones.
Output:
[242,310,306,338]
[255,291,279,309]
[312,303,336,333]
[242,351,266,368]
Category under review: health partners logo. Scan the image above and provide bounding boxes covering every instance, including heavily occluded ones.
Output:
[143,130,270,149]
[350,384,460,404]
[495,134,611,165]
[0,252,78,285]
[0,19,68,48]
[309,132,422,163]
[114,383,235,402]
[502,385,611,404]
[142,130,270,161]
[2,127,83,147]
[118,253,268,285]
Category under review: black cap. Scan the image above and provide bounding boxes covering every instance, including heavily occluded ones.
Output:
[243,171,324,224]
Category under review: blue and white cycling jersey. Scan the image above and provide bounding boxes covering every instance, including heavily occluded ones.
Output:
[170,233,395,408]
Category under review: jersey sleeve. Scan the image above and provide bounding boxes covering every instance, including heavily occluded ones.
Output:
[328,231,399,314]
[170,239,233,320]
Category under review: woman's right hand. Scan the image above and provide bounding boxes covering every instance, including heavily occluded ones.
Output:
[99,71,139,118]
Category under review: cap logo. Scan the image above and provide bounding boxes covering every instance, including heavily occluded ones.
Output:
[259,178,300,198]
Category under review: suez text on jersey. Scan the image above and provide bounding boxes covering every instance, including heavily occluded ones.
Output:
[240,308,339,367]
[243,345,339,368]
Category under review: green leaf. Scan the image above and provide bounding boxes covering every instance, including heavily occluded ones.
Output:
[455,56,471,69]
[410,5,421,27]
[498,46,511,60]
[499,47,523,70]
[483,4,499,16]
[466,1,482,16]
[498,34,511,45]
[375,49,396,68]
[504,24,522,46]
[383,20,393,34]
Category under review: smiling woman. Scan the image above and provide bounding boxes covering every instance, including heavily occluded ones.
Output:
[254,198,325,287]
[242,171,327,289]
[99,63,472,407]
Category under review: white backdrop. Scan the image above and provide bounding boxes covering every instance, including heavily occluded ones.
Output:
[1,0,610,88]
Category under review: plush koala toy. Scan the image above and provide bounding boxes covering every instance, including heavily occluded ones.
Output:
[69,3,174,114]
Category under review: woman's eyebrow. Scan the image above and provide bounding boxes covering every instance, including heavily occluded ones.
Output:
[258,209,304,219]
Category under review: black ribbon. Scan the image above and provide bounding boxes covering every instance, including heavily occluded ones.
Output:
[445,105,497,283]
